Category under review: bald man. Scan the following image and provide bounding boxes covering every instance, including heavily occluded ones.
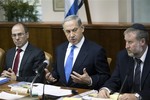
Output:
[1,23,45,82]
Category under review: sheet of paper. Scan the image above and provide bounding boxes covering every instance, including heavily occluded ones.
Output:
[0,91,25,99]
[110,93,119,100]
[63,97,82,100]
[32,84,72,96]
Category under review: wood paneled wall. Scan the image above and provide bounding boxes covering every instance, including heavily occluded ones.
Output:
[1,22,150,72]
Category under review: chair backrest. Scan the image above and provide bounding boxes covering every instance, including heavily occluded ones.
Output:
[44,51,53,71]
[0,48,5,72]
[107,57,112,66]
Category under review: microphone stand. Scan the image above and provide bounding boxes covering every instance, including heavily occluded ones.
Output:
[30,60,49,98]
[30,73,40,97]
[117,74,128,100]
[42,76,46,100]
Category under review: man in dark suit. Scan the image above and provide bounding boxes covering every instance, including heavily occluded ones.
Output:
[98,23,150,100]
[45,15,110,90]
[1,23,45,82]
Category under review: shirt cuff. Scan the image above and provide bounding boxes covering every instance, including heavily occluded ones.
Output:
[100,87,111,94]
[88,77,92,86]
[135,93,142,100]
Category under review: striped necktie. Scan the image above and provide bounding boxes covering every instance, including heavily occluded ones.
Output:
[13,48,22,75]
[133,58,142,92]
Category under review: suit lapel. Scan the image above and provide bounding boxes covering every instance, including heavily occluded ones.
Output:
[19,44,32,71]
[72,40,88,73]
[59,43,68,83]
[127,57,135,91]
[141,47,150,88]
[10,48,16,68]
[66,40,88,84]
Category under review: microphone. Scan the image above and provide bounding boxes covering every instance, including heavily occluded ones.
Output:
[117,68,132,100]
[30,60,49,97]
[36,60,49,75]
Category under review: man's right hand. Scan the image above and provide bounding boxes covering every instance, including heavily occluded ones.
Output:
[97,88,110,98]
[44,68,57,83]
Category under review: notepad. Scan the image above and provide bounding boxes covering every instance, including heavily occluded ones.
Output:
[8,81,30,94]
[0,91,25,99]
[0,77,10,85]
[63,97,82,100]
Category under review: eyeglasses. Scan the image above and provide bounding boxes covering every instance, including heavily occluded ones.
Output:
[63,27,80,34]
[11,33,25,38]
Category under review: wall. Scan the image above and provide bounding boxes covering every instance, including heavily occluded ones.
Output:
[0,0,122,22]
[118,0,132,22]
[1,0,150,23]
[42,0,119,23]
[133,0,150,23]
[1,22,150,72]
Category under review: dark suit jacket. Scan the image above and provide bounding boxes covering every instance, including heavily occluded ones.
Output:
[4,43,45,82]
[103,47,150,99]
[52,39,110,90]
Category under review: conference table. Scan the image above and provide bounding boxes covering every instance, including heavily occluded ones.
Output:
[0,80,91,100]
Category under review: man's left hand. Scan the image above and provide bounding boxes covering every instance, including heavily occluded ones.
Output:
[119,93,138,100]
[1,68,16,81]
[71,68,91,85]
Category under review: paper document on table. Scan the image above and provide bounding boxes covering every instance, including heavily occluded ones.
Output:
[63,97,82,100]
[88,93,119,100]
[110,93,119,100]
[32,84,72,96]
[0,91,25,99]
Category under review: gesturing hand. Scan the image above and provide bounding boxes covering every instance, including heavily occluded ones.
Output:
[44,68,57,83]
[71,68,91,85]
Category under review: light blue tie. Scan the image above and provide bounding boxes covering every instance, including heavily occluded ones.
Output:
[65,45,76,82]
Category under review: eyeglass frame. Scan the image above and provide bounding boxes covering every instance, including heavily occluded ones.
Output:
[11,33,26,38]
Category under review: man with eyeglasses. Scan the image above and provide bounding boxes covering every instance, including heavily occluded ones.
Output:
[45,15,110,90]
[1,23,45,82]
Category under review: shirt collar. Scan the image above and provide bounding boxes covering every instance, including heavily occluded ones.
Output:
[134,46,148,63]
[68,36,85,49]
[140,46,148,63]
[16,41,28,52]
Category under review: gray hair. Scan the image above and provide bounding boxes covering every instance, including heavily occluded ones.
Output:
[62,15,82,27]
[124,27,149,44]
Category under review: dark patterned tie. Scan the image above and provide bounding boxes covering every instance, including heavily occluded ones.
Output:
[65,45,76,82]
[13,49,22,75]
[133,58,142,92]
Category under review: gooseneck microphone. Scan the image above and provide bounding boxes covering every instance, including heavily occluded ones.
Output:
[117,68,132,100]
[30,60,49,97]
[35,60,49,75]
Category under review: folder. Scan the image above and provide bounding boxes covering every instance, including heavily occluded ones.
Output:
[0,77,10,85]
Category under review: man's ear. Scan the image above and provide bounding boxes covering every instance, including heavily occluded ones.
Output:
[81,26,84,32]
[140,38,146,45]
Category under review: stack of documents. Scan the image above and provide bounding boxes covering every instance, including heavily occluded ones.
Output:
[0,77,10,85]
[8,82,72,97]
[31,83,72,96]
[0,91,25,99]
[8,81,30,94]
